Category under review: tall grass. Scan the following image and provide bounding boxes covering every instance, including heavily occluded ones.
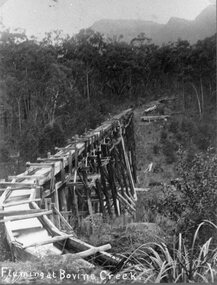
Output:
[108,221,217,283]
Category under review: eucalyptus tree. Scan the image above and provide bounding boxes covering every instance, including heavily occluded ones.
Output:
[63,29,105,103]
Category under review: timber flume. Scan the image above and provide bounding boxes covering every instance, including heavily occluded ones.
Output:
[0,108,136,271]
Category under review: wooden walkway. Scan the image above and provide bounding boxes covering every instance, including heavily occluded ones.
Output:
[0,108,137,268]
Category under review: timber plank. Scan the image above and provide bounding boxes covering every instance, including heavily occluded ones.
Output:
[0,182,35,188]
[23,234,74,249]
[0,210,53,223]
[8,175,45,180]
[0,209,46,216]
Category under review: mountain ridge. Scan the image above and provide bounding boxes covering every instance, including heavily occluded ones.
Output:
[91,5,216,45]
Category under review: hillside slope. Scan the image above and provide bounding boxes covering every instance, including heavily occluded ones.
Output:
[134,98,178,189]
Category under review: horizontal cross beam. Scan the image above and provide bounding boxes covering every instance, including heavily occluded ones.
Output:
[0,182,35,188]
[2,198,41,208]
[0,209,47,217]
[0,210,52,223]
[8,175,44,180]
[26,162,55,168]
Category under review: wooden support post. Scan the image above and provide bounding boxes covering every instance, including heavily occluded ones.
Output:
[45,198,54,223]
[68,150,72,175]
[107,161,119,217]
[60,159,65,182]
[51,202,60,228]
[87,193,95,226]
[120,134,136,199]
[128,150,132,170]
[113,154,125,196]
[115,146,131,198]
[95,151,106,217]
[100,166,112,218]
[95,201,99,213]
[53,184,61,228]
[128,116,137,183]
[54,184,60,211]
[78,170,95,228]
[124,192,136,207]
[95,179,106,216]
[116,137,136,202]
[117,193,135,215]
[50,164,55,192]
[72,137,80,227]
[52,205,73,232]
[116,199,121,216]
[113,173,126,216]
[101,164,109,180]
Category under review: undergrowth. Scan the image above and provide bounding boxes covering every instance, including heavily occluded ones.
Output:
[107,221,217,283]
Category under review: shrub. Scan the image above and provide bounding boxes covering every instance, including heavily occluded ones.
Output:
[158,149,217,244]
[162,139,176,164]
[0,146,10,162]
[153,162,163,173]
[175,131,183,142]
[185,145,197,166]
[193,122,213,151]
[160,130,167,141]
[158,104,165,115]
[169,120,179,134]
[153,144,160,155]
[181,118,194,133]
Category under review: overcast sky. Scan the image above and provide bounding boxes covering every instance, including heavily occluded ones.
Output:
[0,0,214,39]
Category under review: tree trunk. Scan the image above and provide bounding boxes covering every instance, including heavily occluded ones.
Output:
[17,98,22,135]
[190,82,202,118]
[182,79,185,112]
[86,70,90,103]
[200,77,204,116]
[129,71,132,99]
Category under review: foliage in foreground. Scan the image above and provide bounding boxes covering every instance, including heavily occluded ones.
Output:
[1,222,217,284]
[108,221,217,283]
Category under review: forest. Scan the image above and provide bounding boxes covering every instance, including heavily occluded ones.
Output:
[0,29,216,163]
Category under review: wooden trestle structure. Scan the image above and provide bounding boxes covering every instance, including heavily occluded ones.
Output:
[0,108,137,268]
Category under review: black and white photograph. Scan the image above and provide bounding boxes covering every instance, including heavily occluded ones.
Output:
[0,0,216,283]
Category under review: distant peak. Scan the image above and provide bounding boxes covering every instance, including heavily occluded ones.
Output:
[167,17,190,25]
[195,4,216,21]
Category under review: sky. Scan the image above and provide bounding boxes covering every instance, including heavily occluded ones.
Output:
[0,0,214,39]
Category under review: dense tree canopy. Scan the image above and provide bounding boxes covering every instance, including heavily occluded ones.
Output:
[0,29,216,161]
